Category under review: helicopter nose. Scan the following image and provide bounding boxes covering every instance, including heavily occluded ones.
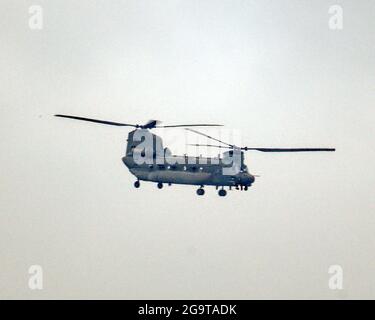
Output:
[249,174,255,184]
[245,174,255,185]
[237,173,255,186]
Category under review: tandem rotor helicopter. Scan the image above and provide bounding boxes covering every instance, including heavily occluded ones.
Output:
[55,114,335,197]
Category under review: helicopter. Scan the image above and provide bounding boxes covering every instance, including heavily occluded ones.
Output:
[55,114,335,196]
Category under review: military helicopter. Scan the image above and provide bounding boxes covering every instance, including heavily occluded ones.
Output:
[55,114,335,196]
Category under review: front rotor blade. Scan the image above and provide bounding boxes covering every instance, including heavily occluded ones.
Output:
[185,128,233,147]
[158,124,223,128]
[54,114,138,127]
[188,143,232,149]
[243,147,336,152]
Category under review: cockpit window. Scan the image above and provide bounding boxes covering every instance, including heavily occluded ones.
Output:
[240,165,248,173]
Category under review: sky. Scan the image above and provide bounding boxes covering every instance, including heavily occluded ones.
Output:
[0,0,374,299]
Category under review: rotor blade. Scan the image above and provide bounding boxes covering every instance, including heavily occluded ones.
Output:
[143,119,162,129]
[185,128,234,147]
[54,114,138,127]
[242,147,336,152]
[158,124,223,128]
[187,143,232,149]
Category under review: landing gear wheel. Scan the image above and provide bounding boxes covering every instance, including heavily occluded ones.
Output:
[134,181,140,188]
[157,182,163,189]
[218,189,227,197]
[244,186,248,191]
[196,188,205,196]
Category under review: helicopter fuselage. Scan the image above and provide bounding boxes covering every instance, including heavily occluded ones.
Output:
[122,129,255,189]
[122,155,255,187]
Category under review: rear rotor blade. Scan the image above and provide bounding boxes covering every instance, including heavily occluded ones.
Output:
[185,128,234,147]
[143,119,162,129]
[242,147,336,152]
[55,115,222,129]
[54,114,138,127]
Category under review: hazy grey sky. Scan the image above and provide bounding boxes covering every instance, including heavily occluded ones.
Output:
[0,0,374,299]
